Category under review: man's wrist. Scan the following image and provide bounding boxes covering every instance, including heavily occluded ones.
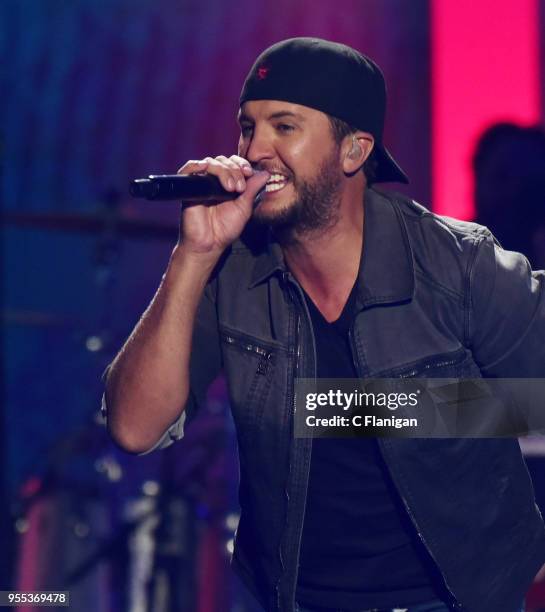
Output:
[166,243,221,294]
[171,242,222,270]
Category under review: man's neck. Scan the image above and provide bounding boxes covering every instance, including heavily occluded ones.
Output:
[282,185,366,322]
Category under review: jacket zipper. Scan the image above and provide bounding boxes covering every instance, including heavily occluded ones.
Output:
[397,352,465,378]
[394,484,462,610]
[347,327,463,610]
[222,335,273,376]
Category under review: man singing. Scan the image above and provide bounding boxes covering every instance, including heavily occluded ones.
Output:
[104,38,545,612]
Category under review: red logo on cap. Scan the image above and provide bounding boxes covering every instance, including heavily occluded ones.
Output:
[257,66,269,80]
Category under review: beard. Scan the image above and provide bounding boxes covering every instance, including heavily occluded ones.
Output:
[252,149,343,244]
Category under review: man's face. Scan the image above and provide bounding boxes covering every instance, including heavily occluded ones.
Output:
[237,100,344,237]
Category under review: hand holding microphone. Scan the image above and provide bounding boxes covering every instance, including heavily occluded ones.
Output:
[144,155,269,259]
[130,155,270,204]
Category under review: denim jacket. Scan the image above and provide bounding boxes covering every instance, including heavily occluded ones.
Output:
[149,187,545,612]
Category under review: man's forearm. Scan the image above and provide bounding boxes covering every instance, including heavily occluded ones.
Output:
[104,244,218,453]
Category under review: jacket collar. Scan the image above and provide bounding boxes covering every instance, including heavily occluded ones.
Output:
[248,231,286,288]
[356,187,414,307]
[248,187,415,307]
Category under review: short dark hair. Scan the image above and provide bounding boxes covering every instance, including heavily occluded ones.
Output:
[328,115,378,184]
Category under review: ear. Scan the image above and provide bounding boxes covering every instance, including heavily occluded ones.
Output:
[342,132,374,174]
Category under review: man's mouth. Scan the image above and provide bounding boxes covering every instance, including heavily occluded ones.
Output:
[264,173,289,193]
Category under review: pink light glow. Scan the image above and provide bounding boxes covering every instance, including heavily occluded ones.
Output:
[431,0,540,219]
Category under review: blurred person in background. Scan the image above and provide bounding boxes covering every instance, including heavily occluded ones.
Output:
[474,122,545,269]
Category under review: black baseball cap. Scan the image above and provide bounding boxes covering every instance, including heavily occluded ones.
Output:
[240,37,408,184]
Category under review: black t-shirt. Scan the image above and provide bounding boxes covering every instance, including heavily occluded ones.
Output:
[295,285,447,610]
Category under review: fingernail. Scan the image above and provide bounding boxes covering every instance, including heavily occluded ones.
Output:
[227,178,235,190]
[243,165,253,174]
[236,179,245,191]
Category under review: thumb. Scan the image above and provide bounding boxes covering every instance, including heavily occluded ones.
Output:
[238,170,270,208]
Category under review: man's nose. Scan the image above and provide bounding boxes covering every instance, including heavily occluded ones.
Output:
[244,129,275,164]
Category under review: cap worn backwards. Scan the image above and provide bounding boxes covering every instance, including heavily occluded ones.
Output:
[240,37,408,184]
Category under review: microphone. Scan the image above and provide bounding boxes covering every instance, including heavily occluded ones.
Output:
[130,174,264,204]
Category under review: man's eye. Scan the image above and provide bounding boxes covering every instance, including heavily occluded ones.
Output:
[277,123,294,133]
[240,125,253,137]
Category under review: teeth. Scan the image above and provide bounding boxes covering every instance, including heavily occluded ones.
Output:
[266,173,287,184]
[265,182,286,192]
[264,172,288,193]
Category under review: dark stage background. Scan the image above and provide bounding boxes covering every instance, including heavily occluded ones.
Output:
[2,1,545,611]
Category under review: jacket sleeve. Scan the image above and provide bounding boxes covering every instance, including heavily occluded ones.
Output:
[469,230,545,377]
